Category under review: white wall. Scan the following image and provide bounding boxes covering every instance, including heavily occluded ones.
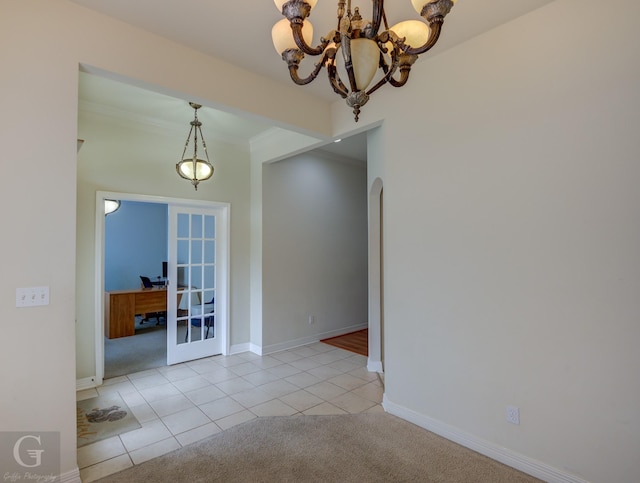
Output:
[262,152,368,352]
[330,1,640,481]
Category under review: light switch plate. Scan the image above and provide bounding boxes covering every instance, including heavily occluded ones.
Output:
[16,286,50,307]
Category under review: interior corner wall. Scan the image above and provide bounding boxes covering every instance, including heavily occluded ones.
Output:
[262,153,368,352]
[357,1,639,482]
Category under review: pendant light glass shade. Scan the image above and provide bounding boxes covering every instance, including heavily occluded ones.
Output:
[177,158,213,181]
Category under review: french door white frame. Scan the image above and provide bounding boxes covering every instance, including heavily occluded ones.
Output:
[93,191,230,384]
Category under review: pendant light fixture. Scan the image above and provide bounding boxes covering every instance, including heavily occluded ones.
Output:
[104,199,120,215]
[176,102,214,190]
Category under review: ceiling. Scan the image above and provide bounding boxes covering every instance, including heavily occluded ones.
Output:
[74,0,555,163]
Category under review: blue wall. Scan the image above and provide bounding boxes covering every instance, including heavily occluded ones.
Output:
[105,201,168,291]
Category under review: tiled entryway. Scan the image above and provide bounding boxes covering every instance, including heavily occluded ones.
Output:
[77,342,384,482]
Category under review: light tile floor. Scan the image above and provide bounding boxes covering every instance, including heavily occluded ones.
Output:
[77,342,384,482]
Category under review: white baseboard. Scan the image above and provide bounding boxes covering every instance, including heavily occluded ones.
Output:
[248,343,262,356]
[229,342,251,355]
[60,467,81,483]
[76,376,99,391]
[383,396,589,483]
[367,359,383,373]
[260,323,368,355]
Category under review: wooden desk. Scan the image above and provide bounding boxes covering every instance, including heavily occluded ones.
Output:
[105,288,168,339]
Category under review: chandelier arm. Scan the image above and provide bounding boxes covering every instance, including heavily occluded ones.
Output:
[366,57,399,96]
[291,22,328,56]
[402,19,443,56]
[388,68,411,88]
[283,48,333,85]
[288,60,325,86]
[370,0,384,39]
[339,35,361,94]
[327,64,349,99]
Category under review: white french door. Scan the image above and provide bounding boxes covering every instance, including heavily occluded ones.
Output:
[167,204,228,365]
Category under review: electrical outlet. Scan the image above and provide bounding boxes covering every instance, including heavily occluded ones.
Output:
[506,405,520,425]
[308,315,315,324]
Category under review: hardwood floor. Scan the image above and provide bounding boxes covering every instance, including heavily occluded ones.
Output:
[321,329,368,356]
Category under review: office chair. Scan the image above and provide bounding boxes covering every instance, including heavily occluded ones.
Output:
[185,297,214,342]
[139,276,165,325]
[140,276,154,288]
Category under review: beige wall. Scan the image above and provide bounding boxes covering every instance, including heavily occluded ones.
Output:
[331,1,639,482]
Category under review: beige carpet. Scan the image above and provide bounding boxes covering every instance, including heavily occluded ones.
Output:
[104,319,165,378]
[98,413,541,482]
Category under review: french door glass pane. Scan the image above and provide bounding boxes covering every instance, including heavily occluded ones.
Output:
[177,213,189,238]
[191,240,203,264]
[175,212,217,345]
[205,215,215,238]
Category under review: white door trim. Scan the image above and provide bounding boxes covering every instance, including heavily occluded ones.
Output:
[94,191,230,385]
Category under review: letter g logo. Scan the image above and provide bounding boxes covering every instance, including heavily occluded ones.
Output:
[13,435,44,468]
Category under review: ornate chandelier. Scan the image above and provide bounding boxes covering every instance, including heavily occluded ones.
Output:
[272,0,457,121]
[176,102,214,191]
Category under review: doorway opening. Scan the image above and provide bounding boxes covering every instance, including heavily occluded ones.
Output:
[94,191,229,385]
[103,199,168,378]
